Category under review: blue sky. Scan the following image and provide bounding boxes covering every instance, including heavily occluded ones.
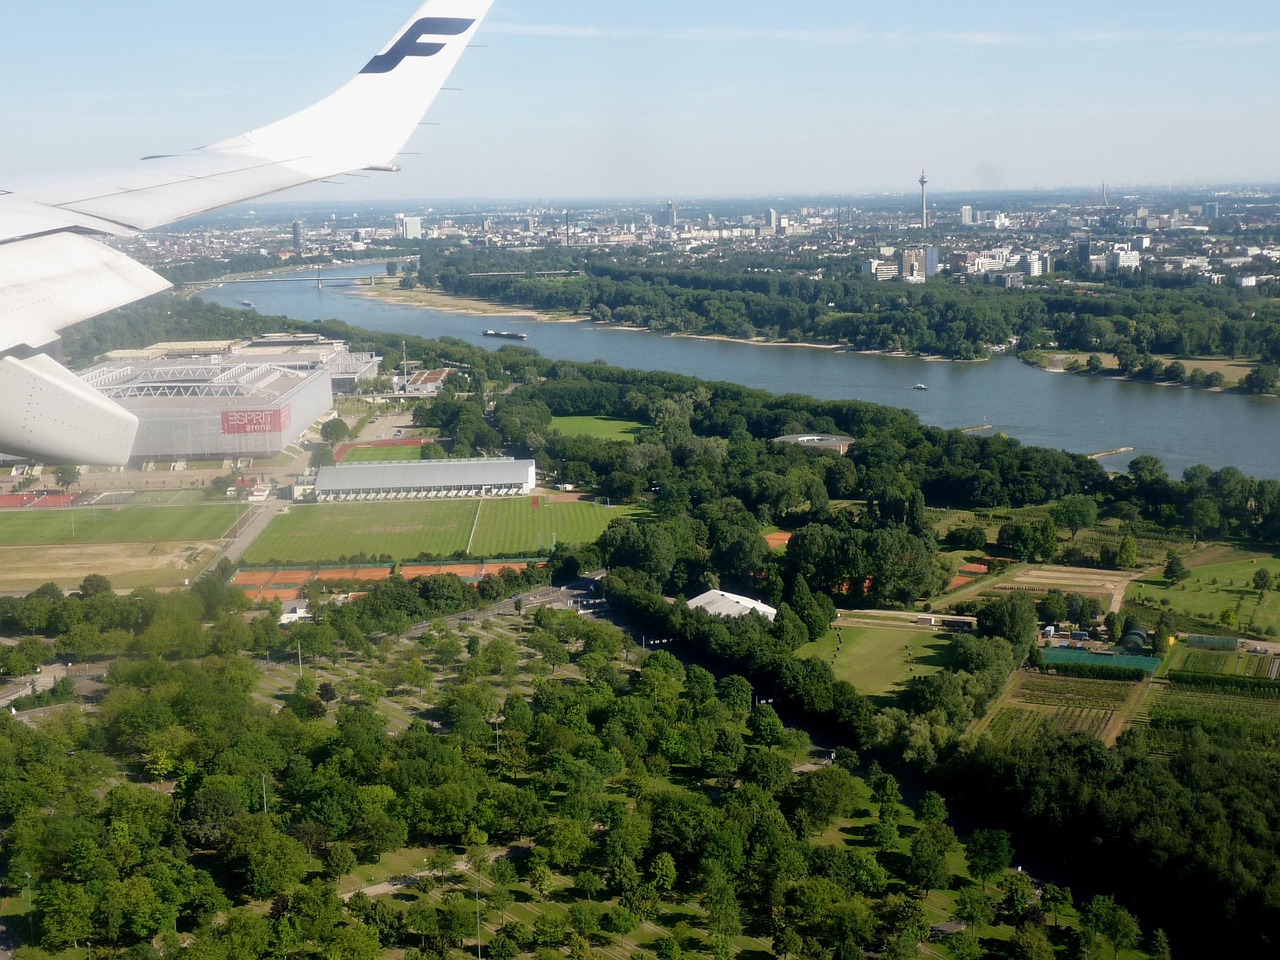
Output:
[3,0,1278,201]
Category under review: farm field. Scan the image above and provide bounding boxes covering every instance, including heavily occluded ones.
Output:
[1164,643,1280,679]
[1147,684,1280,756]
[797,623,950,701]
[549,415,645,441]
[1127,549,1280,636]
[0,503,243,546]
[242,497,637,565]
[972,671,1142,745]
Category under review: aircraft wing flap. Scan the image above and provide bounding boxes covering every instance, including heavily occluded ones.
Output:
[48,154,319,232]
[0,233,170,354]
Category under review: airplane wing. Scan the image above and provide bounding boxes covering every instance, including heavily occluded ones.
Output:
[0,0,494,465]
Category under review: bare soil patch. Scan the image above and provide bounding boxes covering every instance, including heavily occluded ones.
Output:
[0,541,222,592]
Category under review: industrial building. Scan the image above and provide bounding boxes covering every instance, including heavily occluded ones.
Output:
[311,459,536,502]
[78,355,334,460]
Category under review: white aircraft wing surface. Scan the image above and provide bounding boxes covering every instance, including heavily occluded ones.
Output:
[0,0,493,464]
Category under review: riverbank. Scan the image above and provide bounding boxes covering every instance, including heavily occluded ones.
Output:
[1017,350,1261,394]
[361,284,555,320]
[672,333,843,350]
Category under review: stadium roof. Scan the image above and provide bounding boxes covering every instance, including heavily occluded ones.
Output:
[687,589,777,621]
[315,459,535,493]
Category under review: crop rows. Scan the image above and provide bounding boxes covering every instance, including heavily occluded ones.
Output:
[987,703,1113,744]
[1149,689,1280,754]
[1183,650,1237,675]
[1016,676,1133,711]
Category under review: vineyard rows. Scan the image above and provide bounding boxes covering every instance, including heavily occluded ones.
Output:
[1016,676,1134,710]
[1149,688,1280,754]
[988,704,1114,744]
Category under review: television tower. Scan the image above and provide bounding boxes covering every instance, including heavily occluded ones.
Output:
[918,166,929,229]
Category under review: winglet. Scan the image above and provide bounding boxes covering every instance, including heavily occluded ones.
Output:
[212,0,495,175]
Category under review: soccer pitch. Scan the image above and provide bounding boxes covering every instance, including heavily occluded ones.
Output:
[338,444,426,463]
[0,504,244,546]
[242,497,636,565]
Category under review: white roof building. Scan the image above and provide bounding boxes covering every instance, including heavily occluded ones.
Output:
[312,459,536,501]
[687,589,777,621]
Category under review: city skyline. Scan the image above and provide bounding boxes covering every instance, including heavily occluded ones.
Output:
[3,0,1280,201]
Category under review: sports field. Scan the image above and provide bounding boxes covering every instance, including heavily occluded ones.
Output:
[549,416,645,441]
[242,497,637,564]
[796,623,950,700]
[338,442,431,463]
[0,504,244,546]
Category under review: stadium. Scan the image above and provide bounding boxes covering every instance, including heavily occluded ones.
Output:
[78,357,333,459]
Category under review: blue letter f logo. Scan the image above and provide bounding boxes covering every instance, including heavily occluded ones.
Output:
[362,17,476,74]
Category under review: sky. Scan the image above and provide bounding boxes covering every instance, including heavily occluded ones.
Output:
[2,0,1279,203]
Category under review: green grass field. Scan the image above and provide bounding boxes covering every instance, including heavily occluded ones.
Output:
[339,444,427,463]
[0,504,244,546]
[1127,550,1280,635]
[549,416,645,441]
[796,624,950,701]
[242,497,638,564]
[469,498,636,555]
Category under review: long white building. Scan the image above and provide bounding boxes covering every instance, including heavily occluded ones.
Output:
[312,459,536,502]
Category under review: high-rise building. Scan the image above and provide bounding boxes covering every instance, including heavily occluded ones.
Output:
[918,167,929,229]
[400,216,423,240]
[899,245,939,279]
[664,201,680,228]
[766,208,779,230]
[960,205,973,226]
[292,220,306,254]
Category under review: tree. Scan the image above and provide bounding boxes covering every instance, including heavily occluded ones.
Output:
[1086,895,1140,960]
[528,862,555,900]
[773,927,803,960]
[871,771,902,818]
[320,418,351,443]
[906,821,956,894]
[36,880,94,949]
[1002,873,1035,924]
[54,464,80,495]
[323,842,357,881]
[1147,928,1172,960]
[946,927,984,960]
[1011,924,1054,960]
[954,886,996,929]
[576,870,604,902]
[1187,497,1221,540]
[1116,534,1139,569]
[966,829,1012,890]
[1254,568,1274,592]
[1163,552,1189,584]
[919,791,948,824]
[747,703,785,750]
[1051,494,1099,540]
[1243,363,1279,394]
[652,852,677,897]
[1041,883,1072,927]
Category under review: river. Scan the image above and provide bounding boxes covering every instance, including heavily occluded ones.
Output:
[200,264,1280,479]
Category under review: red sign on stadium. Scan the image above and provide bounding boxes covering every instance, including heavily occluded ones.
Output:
[222,408,292,435]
